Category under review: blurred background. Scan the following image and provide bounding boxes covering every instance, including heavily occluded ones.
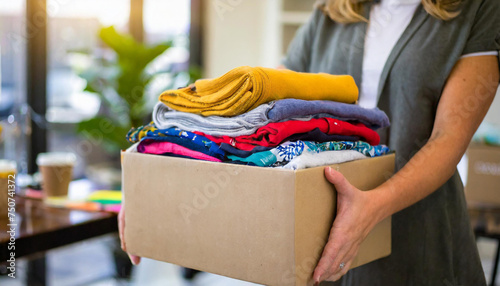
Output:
[0,0,499,285]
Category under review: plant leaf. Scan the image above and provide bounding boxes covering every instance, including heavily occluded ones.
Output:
[76,117,131,152]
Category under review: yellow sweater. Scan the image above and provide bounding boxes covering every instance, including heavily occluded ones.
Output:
[159,66,358,117]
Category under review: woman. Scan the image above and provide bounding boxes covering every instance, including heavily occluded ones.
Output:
[120,0,499,285]
[283,0,499,285]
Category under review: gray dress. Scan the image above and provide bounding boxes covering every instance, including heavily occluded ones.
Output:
[283,1,500,285]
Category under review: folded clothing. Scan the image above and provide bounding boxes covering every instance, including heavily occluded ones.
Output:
[227,140,390,167]
[215,130,358,158]
[227,141,306,167]
[137,139,222,162]
[152,101,273,137]
[126,122,157,144]
[195,117,380,151]
[284,128,360,143]
[153,98,388,137]
[126,124,225,161]
[159,66,358,116]
[282,150,368,170]
[219,144,273,158]
[268,99,390,130]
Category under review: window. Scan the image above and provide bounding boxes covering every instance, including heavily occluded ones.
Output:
[143,0,191,107]
[0,0,28,174]
[0,0,27,110]
[46,0,131,124]
[1,0,193,180]
[44,0,193,180]
[144,0,190,45]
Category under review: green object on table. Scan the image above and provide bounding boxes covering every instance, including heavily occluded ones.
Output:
[87,190,122,205]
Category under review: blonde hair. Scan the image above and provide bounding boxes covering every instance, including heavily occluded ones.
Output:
[317,0,463,23]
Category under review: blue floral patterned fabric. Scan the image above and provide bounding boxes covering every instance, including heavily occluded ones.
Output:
[227,140,390,167]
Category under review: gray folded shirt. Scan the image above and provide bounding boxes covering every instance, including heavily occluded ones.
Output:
[153,102,274,137]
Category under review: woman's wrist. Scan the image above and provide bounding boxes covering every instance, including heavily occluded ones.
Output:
[363,186,393,228]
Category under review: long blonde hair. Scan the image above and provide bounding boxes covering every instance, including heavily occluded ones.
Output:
[317,0,463,23]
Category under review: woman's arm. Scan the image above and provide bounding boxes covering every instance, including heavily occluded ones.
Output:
[371,55,499,220]
[313,55,499,283]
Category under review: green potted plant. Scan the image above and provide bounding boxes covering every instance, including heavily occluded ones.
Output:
[76,26,200,154]
[74,26,200,187]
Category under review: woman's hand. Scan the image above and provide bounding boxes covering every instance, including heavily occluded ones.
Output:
[118,206,142,265]
[313,167,383,284]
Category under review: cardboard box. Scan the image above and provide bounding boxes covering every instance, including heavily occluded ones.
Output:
[465,144,500,205]
[122,152,394,286]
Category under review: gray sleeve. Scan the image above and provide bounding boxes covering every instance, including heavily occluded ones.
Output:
[462,0,500,55]
[282,9,324,72]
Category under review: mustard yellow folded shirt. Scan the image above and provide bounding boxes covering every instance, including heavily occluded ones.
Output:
[159,66,359,117]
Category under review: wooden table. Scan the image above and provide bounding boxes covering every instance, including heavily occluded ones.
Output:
[0,196,118,285]
[469,203,500,286]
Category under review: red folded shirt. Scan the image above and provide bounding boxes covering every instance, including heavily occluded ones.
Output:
[195,117,380,151]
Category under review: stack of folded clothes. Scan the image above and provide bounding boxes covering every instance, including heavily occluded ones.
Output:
[126,66,391,170]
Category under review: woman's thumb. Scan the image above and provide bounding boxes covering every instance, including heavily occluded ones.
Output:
[325,167,351,194]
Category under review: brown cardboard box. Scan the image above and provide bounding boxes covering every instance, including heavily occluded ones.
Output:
[122,152,394,286]
[465,144,500,205]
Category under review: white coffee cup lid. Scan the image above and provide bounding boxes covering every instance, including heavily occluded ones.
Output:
[36,152,77,166]
[0,160,17,172]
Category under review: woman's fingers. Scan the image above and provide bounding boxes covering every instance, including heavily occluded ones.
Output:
[118,207,126,251]
[118,206,142,265]
[129,254,142,265]
[324,244,359,282]
[312,167,370,284]
[325,258,353,282]
[313,238,342,282]
[313,232,353,283]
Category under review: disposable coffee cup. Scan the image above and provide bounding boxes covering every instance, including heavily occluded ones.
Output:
[0,160,17,217]
[37,152,76,199]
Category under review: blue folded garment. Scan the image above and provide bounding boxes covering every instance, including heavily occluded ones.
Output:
[285,128,361,143]
[141,128,226,160]
[219,144,273,158]
[268,99,390,130]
